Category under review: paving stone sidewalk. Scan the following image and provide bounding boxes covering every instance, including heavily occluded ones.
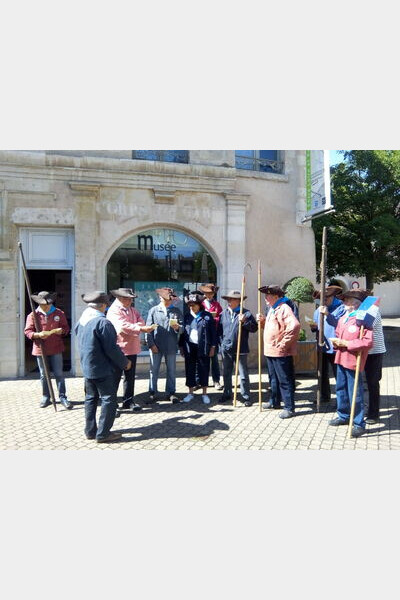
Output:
[1,342,399,451]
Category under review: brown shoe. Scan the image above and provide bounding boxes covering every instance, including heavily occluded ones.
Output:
[96,431,123,443]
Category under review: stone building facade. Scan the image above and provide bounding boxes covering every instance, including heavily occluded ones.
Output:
[0,150,316,378]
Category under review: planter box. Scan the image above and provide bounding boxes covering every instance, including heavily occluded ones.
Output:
[294,340,317,374]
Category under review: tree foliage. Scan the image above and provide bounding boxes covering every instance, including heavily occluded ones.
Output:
[284,276,314,305]
[313,150,400,290]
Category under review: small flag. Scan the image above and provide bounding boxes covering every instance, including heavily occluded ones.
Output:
[356,296,380,329]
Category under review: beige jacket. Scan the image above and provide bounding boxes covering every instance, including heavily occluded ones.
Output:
[263,303,300,357]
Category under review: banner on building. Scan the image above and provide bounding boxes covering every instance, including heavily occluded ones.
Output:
[305,150,332,218]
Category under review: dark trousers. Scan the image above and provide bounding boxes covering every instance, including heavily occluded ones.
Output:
[84,375,118,440]
[195,350,221,385]
[114,354,138,403]
[210,351,221,383]
[185,343,210,388]
[321,352,337,401]
[364,353,384,420]
[266,356,295,412]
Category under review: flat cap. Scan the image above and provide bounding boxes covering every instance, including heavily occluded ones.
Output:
[81,290,110,304]
[110,287,137,298]
[30,291,57,305]
[258,285,284,297]
[221,290,247,300]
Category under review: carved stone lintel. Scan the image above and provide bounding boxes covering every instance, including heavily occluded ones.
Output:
[69,182,101,198]
[224,192,250,209]
[153,188,175,204]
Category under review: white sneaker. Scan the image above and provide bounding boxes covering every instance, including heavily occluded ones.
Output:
[183,393,194,403]
[202,394,211,405]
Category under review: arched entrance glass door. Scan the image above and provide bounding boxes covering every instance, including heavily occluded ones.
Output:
[107,228,217,327]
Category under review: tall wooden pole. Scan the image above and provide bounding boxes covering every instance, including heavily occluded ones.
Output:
[347,326,364,439]
[258,260,262,412]
[18,242,57,411]
[316,226,327,412]
[233,275,246,408]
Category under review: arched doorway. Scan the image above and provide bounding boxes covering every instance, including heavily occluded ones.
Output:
[106,227,218,330]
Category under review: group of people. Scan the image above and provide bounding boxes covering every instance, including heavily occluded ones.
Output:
[24,280,385,442]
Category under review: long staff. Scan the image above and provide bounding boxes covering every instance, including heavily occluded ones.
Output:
[257,260,262,412]
[18,242,57,411]
[347,326,364,439]
[316,226,327,412]
[233,274,247,407]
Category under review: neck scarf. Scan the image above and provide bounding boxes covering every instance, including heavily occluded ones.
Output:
[344,310,357,323]
[38,305,56,316]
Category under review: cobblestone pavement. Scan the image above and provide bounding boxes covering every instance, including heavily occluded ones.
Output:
[1,341,399,451]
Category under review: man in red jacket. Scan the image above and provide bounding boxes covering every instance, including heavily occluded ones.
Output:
[322,290,373,437]
[24,291,72,409]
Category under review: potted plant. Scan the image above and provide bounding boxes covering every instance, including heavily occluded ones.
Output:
[283,276,317,374]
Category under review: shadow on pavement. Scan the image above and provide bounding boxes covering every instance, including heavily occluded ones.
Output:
[116,414,230,442]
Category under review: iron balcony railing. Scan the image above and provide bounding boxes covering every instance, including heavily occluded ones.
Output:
[235,154,284,174]
[131,150,189,164]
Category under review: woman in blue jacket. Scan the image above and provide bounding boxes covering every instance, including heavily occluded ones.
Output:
[179,291,217,405]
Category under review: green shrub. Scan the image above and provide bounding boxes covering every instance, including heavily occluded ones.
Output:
[283,277,314,305]
[298,328,307,341]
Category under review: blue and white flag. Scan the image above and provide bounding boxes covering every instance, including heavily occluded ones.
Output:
[356,296,380,329]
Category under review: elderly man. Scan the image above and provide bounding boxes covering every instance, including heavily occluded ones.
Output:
[217,290,258,407]
[75,291,131,443]
[107,287,154,413]
[257,284,300,419]
[145,287,183,404]
[322,290,373,437]
[24,291,72,410]
[364,294,386,424]
[310,285,346,404]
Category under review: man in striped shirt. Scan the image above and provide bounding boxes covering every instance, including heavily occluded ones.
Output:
[364,306,386,424]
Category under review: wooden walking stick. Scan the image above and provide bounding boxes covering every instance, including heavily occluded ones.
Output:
[258,260,262,412]
[316,226,328,412]
[18,242,57,412]
[233,263,251,407]
[347,326,364,439]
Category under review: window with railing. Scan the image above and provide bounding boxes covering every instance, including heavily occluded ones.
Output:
[235,150,283,173]
[131,150,189,163]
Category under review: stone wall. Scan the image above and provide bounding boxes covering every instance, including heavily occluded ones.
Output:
[0,150,316,377]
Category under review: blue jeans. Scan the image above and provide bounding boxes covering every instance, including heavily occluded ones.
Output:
[221,350,250,400]
[84,375,118,440]
[266,356,295,412]
[336,364,365,428]
[36,354,66,400]
[149,351,177,395]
